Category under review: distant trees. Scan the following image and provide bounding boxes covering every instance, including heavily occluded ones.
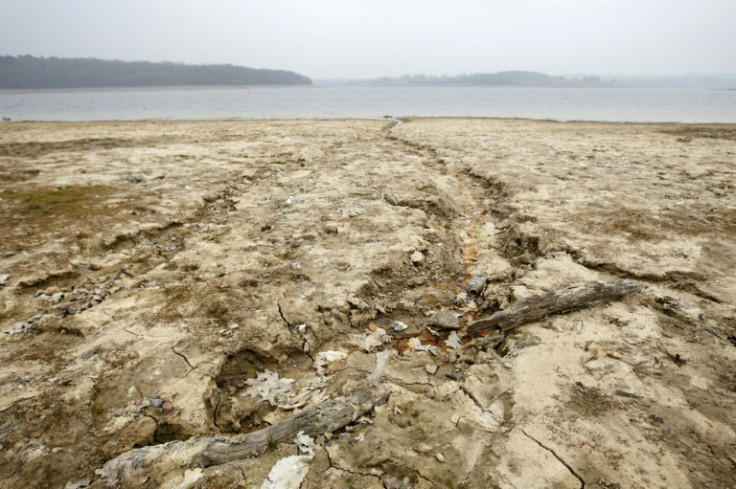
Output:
[0,56,312,89]
[337,71,611,87]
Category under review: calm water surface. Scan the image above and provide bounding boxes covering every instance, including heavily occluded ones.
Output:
[1,86,735,123]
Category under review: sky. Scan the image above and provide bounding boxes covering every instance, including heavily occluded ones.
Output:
[1,0,735,79]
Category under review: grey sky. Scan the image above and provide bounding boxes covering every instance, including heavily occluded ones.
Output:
[2,0,735,79]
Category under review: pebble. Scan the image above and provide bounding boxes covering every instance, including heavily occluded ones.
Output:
[149,398,164,408]
[426,310,460,330]
[323,223,339,234]
[126,174,145,183]
[410,251,425,265]
[348,209,363,217]
[383,191,399,206]
[425,364,438,375]
[0,274,9,286]
[574,319,583,334]
[161,401,173,412]
[391,320,409,332]
[436,453,446,462]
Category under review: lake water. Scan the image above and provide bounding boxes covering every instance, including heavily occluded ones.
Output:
[1,86,735,123]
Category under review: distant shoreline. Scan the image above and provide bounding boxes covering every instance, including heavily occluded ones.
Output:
[2,84,732,95]
[0,84,315,95]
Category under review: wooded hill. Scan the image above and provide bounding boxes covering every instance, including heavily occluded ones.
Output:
[0,56,312,89]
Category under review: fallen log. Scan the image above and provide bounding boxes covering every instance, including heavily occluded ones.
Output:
[465,280,642,335]
[199,387,388,466]
[96,352,391,487]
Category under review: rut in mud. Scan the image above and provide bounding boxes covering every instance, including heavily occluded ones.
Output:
[1,119,735,489]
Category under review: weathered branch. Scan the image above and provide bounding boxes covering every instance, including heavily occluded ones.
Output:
[199,387,388,466]
[96,352,392,487]
[466,280,642,335]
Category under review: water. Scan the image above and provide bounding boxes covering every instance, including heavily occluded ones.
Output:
[1,85,735,123]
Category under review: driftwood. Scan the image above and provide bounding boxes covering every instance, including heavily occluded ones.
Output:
[466,280,642,335]
[97,352,391,486]
[199,387,388,466]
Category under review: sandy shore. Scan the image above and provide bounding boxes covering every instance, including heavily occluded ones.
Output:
[1,118,735,488]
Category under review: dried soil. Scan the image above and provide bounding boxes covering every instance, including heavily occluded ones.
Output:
[1,118,735,488]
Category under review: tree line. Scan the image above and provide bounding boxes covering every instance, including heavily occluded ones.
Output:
[321,71,612,87]
[0,56,312,89]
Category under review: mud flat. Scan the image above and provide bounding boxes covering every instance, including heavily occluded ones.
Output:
[1,118,735,488]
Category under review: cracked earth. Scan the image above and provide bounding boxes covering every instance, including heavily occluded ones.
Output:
[1,118,735,488]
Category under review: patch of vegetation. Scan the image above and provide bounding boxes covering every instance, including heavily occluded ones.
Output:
[207,305,230,327]
[662,125,736,142]
[568,383,617,416]
[0,184,126,252]
[92,402,105,416]
[7,185,114,218]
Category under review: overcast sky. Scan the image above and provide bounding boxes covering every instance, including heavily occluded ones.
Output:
[1,0,735,79]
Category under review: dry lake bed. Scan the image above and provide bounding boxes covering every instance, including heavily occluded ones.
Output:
[1,118,735,488]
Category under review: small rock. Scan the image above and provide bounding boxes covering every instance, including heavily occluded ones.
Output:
[410,251,424,265]
[314,350,348,376]
[451,413,461,424]
[2,322,28,335]
[436,453,446,462]
[383,191,399,206]
[161,401,173,412]
[517,335,542,349]
[323,223,339,234]
[426,310,460,330]
[390,320,409,332]
[445,331,462,349]
[574,319,583,334]
[348,209,363,217]
[381,476,402,489]
[425,364,438,375]
[408,337,440,356]
[126,174,145,183]
[0,274,9,286]
[64,479,92,489]
[67,302,88,315]
[150,398,164,408]
[290,238,304,248]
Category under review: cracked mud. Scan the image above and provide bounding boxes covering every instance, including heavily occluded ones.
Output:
[1,118,735,488]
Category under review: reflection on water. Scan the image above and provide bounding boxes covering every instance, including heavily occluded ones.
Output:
[1,86,735,123]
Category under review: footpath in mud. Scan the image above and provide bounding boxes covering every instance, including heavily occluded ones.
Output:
[1,118,735,488]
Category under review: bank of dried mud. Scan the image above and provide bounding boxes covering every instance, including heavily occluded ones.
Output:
[1,118,735,488]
